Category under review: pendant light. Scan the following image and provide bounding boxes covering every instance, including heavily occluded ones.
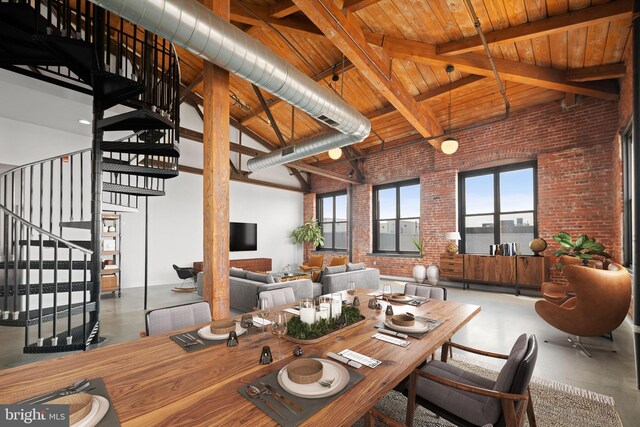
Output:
[442,65,459,155]
[328,147,343,159]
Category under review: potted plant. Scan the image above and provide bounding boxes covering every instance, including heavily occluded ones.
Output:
[290,218,325,248]
[551,232,611,269]
[411,239,427,283]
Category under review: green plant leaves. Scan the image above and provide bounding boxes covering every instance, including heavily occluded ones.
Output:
[551,232,611,267]
[290,218,325,247]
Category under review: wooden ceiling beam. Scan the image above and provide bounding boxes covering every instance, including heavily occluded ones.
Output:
[269,0,383,18]
[240,58,355,126]
[293,0,444,150]
[380,36,619,101]
[230,0,324,37]
[566,63,627,82]
[366,75,486,121]
[437,0,632,56]
[179,163,305,192]
[179,72,203,104]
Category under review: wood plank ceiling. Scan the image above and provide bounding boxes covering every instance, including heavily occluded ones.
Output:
[179,0,631,170]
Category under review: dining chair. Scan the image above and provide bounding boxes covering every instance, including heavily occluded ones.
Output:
[404,334,538,427]
[404,283,447,301]
[258,287,296,308]
[145,301,212,336]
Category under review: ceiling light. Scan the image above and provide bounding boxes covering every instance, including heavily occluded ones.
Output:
[328,148,342,160]
[441,137,459,155]
[78,119,91,125]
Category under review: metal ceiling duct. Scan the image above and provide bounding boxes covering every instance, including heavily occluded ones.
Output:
[88,0,370,171]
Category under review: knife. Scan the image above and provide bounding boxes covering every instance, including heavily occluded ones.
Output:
[21,379,90,405]
[327,352,362,369]
[260,383,302,413]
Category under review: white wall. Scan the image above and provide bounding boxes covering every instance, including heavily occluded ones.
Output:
[119,174,303,287]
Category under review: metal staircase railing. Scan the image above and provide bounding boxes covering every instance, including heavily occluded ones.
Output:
[0,149,94,352]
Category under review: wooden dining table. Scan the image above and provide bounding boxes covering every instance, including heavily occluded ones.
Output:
[0,289,480,426]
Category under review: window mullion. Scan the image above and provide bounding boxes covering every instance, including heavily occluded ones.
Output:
[494,171,500,245]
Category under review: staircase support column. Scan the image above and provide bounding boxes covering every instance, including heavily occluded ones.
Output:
[202,0,230,319]
[89,7,105,344]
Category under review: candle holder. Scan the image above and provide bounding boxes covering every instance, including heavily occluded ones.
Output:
[259,346,273,364]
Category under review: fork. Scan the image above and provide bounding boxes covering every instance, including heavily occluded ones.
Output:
[318,378,335,388]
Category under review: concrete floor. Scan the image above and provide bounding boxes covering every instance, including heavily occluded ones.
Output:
[0,281,637,426]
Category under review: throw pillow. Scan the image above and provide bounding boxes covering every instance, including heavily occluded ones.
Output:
[324,265,347,275]
[230,267,246,279]
[346,262,365,272]
[329,256,348,266]
[246,271,275,284]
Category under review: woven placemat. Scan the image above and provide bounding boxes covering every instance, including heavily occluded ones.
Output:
[374,317,443,339]
[169,327,255,352]
[238,355,365,427]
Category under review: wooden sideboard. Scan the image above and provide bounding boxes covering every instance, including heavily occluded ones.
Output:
[440,253,550,295]
[193,258,272,274]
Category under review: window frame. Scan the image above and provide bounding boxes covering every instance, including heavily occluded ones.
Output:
[316,190,348,252]
[622,124,633,268]
[458,161,538,254]
[372,178,421,254]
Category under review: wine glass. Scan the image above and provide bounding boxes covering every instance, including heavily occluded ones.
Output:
[368,298,378,319]
[257,298,270,336]
[383,284,392,302]
[240,314,254,342]
[272,311,288,360]
[347,281,356,303]
[335,313,346,341]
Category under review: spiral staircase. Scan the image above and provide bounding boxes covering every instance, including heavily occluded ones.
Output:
[0,0,180,353]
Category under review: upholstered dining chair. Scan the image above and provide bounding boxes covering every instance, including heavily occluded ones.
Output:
[404,283,447,301]
[535,262,631,356]
[404,334,538,427]
[258,287,296,308]
[299,254,324,271]
[145,301,212,336]
[540,255,603,304]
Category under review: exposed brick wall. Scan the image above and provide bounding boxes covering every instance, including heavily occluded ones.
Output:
[306,97,621,281]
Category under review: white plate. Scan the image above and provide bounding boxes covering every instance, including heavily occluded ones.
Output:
[387,294,414,303]
[384,318,430,333]
[72,396,109,427]
[197,323,247,340]
[277,359,350,399]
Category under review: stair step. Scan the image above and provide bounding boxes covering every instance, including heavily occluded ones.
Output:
[0,301,96,328]
[33,34,94,84]
[0,3,52,35]
[101,141,180,157]
[18,240,92,250]
[93,71,145,110]
[103,183,165,197]
[0,281,88,297]
[139,129,165,144]
[59,221,91,230]
[23,321,102,354]
[0,260,89,270]
[102,162,179,178]
[97,109,174,132]
[102,202,139,214]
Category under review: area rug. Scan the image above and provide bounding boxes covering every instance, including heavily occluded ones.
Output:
[353,353,623,427]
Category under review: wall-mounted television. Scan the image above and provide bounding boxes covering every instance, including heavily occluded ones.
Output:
[230,222,257,252]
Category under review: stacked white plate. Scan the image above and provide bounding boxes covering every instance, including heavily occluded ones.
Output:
[277,359,350,399]
[387,294,414,303]
[197,323,247,340]
[71,396,109,427]
[384,318,430,333]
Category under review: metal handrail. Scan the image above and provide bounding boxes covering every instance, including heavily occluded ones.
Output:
[0,148,91,179]
[0,206,92,254]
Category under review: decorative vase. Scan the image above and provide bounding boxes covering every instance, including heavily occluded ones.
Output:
[426,265,440,285]
[412,265,427,283]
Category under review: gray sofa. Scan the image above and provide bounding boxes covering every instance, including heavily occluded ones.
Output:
[197,271,314,313]
[315,265,380,295]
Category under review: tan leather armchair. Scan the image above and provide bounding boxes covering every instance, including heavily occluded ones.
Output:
[299,254,324,271]
[535,262,631,356]
[540,255,603,304]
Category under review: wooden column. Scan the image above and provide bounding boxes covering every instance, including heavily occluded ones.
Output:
[203,0,230,319]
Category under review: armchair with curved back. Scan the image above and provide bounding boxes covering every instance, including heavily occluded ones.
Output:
[535,262,631,356]
[299,254,324,272]
[540,255,603,305]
